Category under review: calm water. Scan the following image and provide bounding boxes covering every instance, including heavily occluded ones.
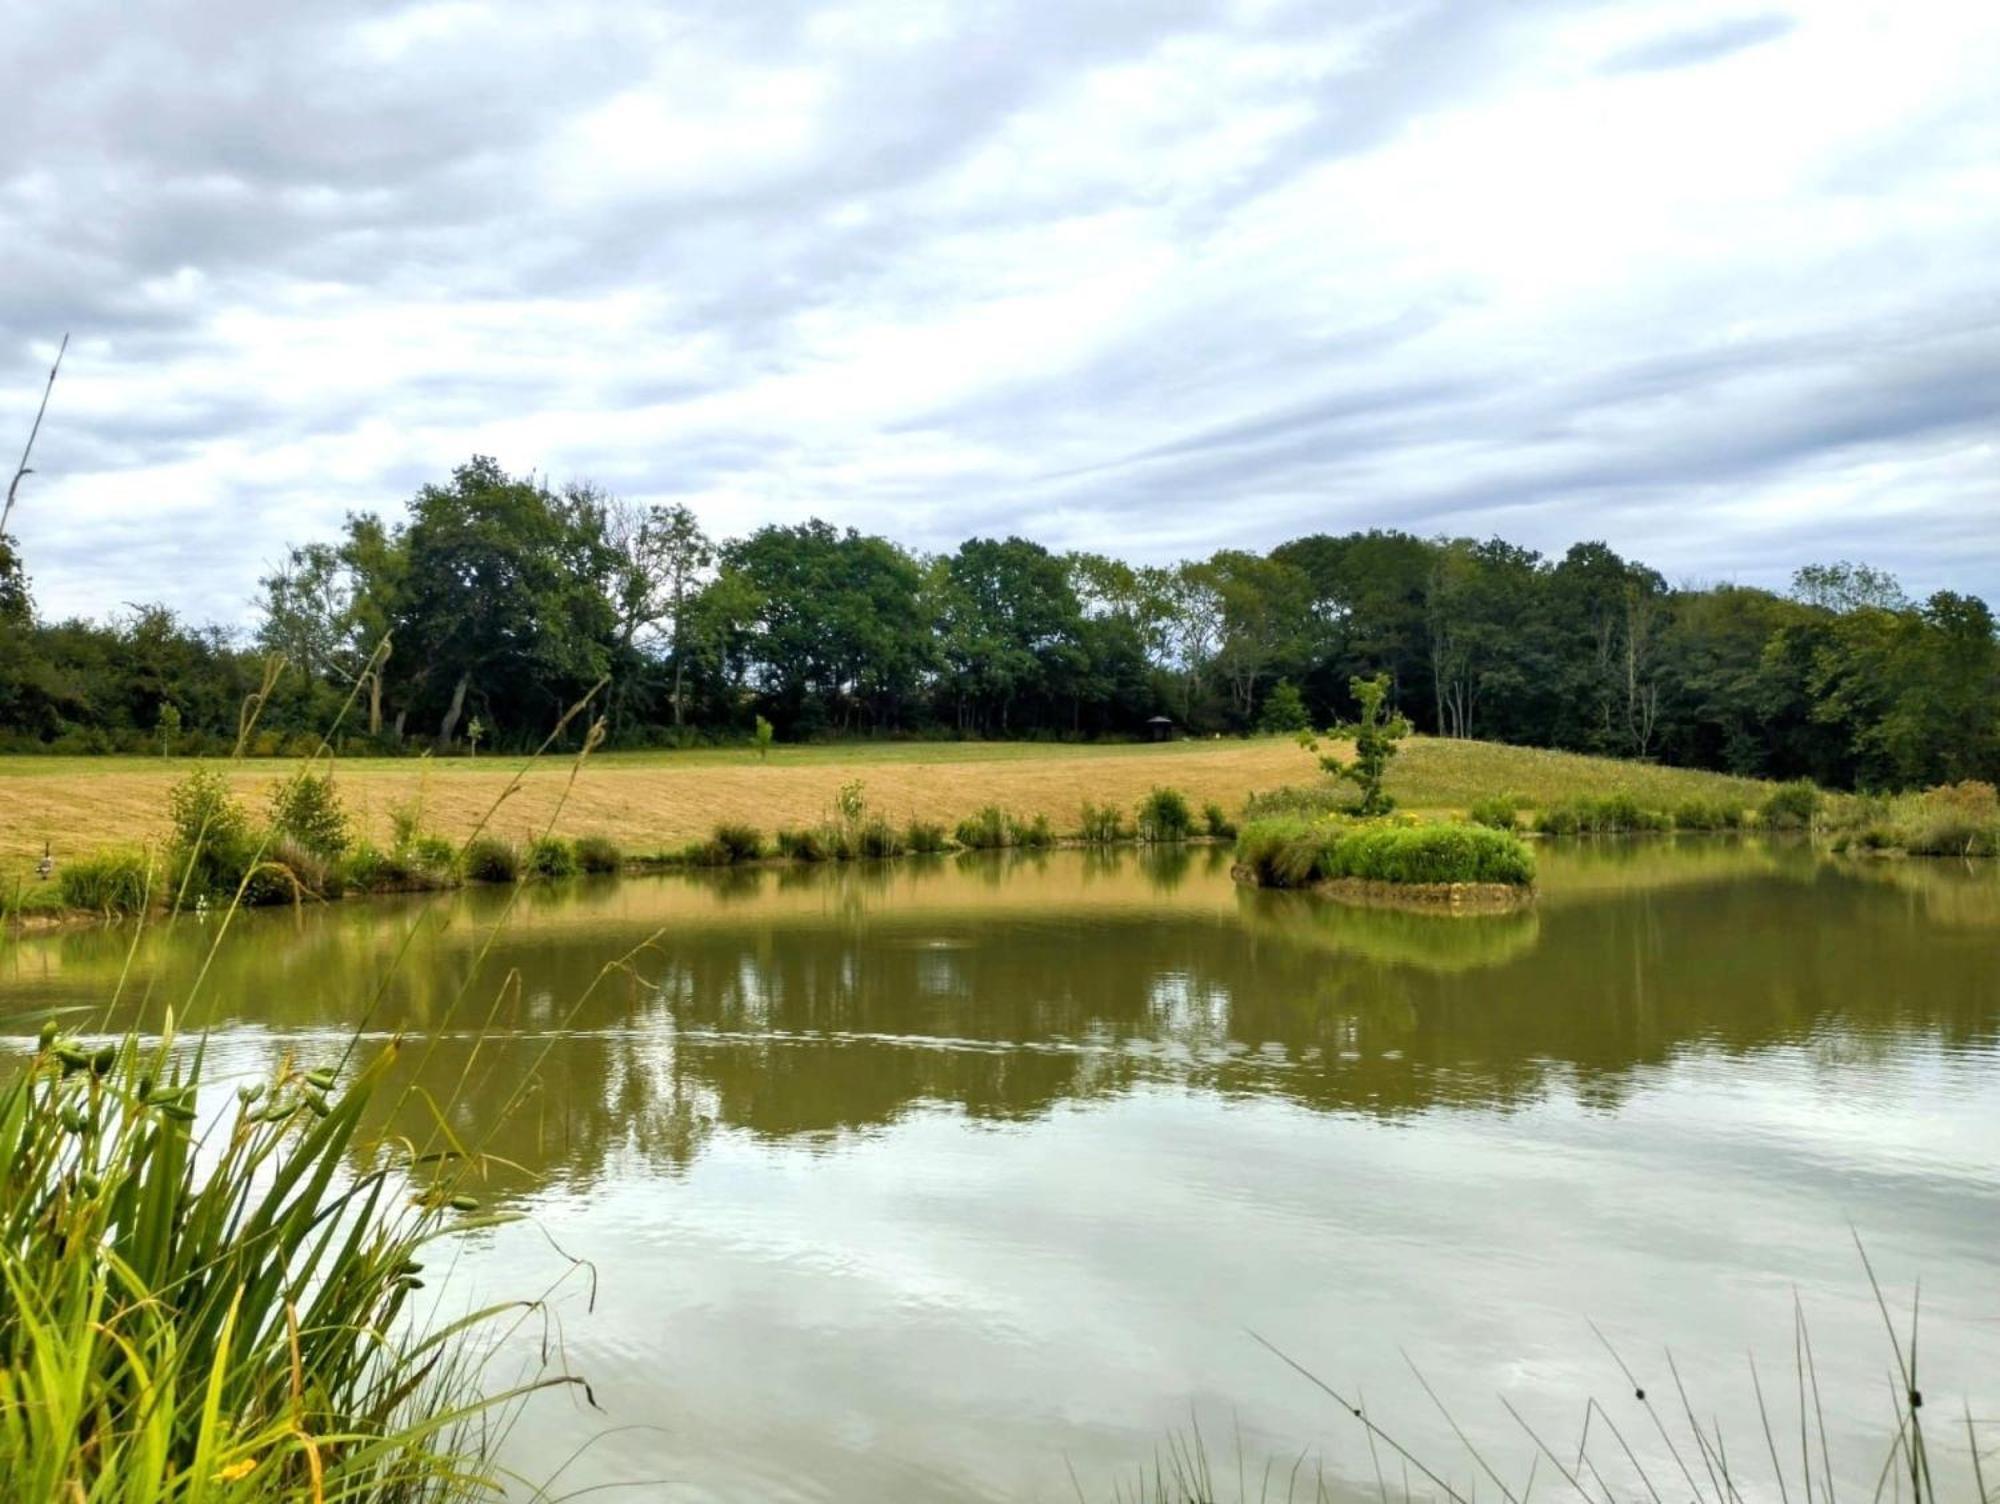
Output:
[3,841,1997,1500]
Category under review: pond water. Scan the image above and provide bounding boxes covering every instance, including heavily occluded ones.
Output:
[3,841,1997,1501]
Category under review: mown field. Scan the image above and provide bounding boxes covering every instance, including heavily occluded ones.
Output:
[0,736,1773,884]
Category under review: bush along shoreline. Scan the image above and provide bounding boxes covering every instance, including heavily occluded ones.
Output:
[5,771,1245,929]
[13,764,1996,933]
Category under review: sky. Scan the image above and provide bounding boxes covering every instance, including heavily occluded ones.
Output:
[3,0,1997,625]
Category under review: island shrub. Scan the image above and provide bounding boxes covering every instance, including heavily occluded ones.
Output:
[1467,795,1521,830]
[1136,787,1195,843]
[574,833,623,873]
[1237,817,1535,889]
[526,835,579,879]
[56,850,154,916]
[461,836,522,883]
[1760,779,1822,830]
[903,819,951,854]
[1078,801,1129,843]
[1202,802,1236,839]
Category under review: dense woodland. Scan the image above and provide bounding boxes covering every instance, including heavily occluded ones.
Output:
[0,456,1995,791]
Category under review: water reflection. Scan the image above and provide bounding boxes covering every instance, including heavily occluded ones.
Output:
[4,842,1995,1190]
[3,842,1997,1502]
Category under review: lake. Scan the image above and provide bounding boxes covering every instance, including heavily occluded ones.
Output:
[3,840,1996,1501]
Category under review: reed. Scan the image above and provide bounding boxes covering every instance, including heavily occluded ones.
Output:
[1136,787,1195,843]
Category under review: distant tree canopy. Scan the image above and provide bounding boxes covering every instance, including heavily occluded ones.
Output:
[0,458,1995,790]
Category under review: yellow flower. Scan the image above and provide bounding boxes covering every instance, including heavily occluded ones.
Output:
[213,1458,258,1483]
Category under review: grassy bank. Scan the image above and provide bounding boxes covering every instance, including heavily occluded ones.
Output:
[0,737,1778,886]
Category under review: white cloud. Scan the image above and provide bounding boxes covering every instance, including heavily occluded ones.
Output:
[2,0,1997,623]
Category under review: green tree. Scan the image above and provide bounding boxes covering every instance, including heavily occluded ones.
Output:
[1305,673,1410,816]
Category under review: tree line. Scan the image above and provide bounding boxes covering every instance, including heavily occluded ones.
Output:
[1,455,1995,790]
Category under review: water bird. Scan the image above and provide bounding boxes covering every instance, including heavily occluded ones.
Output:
[36,842,53,880]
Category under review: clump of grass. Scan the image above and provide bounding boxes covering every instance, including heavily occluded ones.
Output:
[461,835,522,883]
[1136,787,1195,843]
[1201,802,1236,839]
[0,1025,549,1500]
[1079,801,1130,843]
[1672,796,1748,830]
[1236,817,1535,889]
[1467,794,1520,830]
[903,819,950,854]
[1535,792,1671,835]
[705,822,765,864]
[1011,812,1055,849]
[775,826,828,862]
[574,832,623,873]
[1761,778,1822,830]
[1243,783,1352,821]
[854,817,904,859]
[55,849,154,916]
[526,834,579,878]
[955,805,1014,850]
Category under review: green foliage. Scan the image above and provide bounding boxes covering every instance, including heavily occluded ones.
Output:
[56,849,154,915]
[954,805,1013,850]
[574,833,623,873]
[953,806,1053,850]
[460,836,521,883]
[1078,801,1130,843]
[1136,786,1195,842]
[703,822,765,864]
[1467,794,1521,830]
[1201,802,1236,839]
[1257,679,1311,733]
[0,1034,528,1500]
[1761,780,1822,830]
[155,701,180,756]
[1242,783,1352,821]
[268,769,351,857]
[1672,797,1747,831]
[1012,812,1055,849]
[902,819,950,854]
[164,766,262,903]
[753,715,775,760]
[525,835,579,878]
[1534,793,1672,835]
[1303,674,1409,816]
[856,817,905,859]
[775,826,827,861]
[1236,817,1536,889]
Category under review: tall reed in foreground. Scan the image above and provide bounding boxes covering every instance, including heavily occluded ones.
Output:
[0,658,620,1499]
[0,1019,571,1501]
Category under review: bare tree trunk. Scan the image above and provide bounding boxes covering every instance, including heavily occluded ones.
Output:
[437,671,470,751]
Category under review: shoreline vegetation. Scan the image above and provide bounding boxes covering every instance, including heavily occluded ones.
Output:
[7,740,1996,932]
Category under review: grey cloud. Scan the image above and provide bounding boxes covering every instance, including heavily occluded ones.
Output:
[2,0,1995,621]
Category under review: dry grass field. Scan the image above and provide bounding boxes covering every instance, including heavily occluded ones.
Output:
[0,735,1774,883]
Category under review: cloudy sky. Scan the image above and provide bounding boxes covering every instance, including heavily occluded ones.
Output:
[4,0,1997,624]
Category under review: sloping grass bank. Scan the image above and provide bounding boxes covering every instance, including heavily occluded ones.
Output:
[0,738,1777,886]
